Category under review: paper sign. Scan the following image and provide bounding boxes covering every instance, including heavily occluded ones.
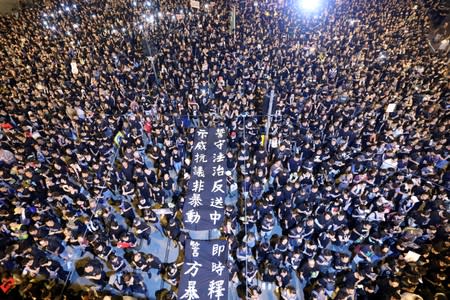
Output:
[404,251,421,262]
[386,103,397,113]
[71,62,79,75]
[190,0,200,9]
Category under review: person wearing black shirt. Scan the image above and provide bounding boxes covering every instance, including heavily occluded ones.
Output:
[109,221,126,243]
[275,170,289,190]
[276,268,291,288]
[161,173,175,201]
[82,259,108,286]
[93,242,113,261]
[262,264,278,283]
[288,154,302,173]
[114,271,146,295]
[171,148,182,174]
[143,167,158,185]
[373,277,401,300]
[133,218,151,246]
[109,253,126,272]
[137,180,152,203]
[121,201,135,226]
[119,161,134,182]
[38,236,64,255]
[351,221,372,244]
[152,185,164,204]
[298,258,320,287]
[131,251,155,274]
[314,212,333,232]
[255,242,272,265]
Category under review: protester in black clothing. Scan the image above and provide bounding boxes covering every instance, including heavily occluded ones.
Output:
[82,260,108,286]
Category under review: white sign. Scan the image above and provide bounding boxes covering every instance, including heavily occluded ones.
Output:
[404,251,421,263]
[71,61,79,75]
[190,0,200,9]
[386,103,397,113]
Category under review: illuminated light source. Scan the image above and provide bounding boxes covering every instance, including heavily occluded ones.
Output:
[145,14,155,23]
[158,12,163,18]
[132,1,136,6]
[122,28,126,32]
[138,24,143,30]
[72,4,76,8]
[144,1,150,7]
[299,0,321,11]
[64,6,70,11]
[50,25,56,30]
[205,4,209,9]
[43,13,47,17]
[73,23,79,29]
[254,1,258,6]
[58,9,63,14]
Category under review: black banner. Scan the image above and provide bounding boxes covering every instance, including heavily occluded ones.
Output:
[178,239,228,300]
[183,128,227,231]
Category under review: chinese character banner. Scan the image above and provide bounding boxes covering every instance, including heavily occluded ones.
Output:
[183,128,227,231]
[179,239,229,300]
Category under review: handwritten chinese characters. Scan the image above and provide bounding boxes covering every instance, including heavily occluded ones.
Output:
[179,240,228,300]
[182,128,227,230]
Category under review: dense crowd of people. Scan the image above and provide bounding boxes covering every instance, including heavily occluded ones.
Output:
[0,0,449,299]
